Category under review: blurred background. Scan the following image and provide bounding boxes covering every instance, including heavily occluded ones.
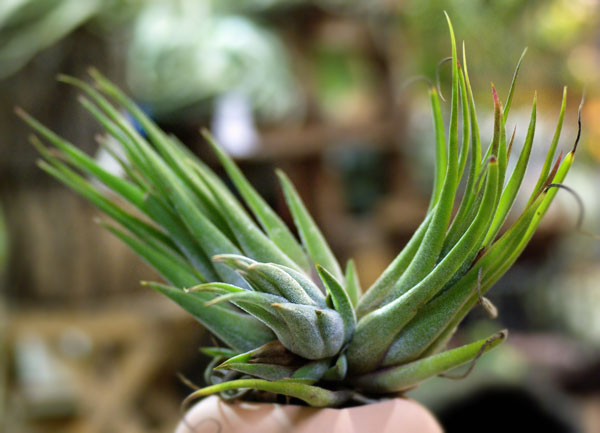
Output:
[1,0,599,432]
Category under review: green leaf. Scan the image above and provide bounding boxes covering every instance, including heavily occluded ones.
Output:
[212,255,284,294]
[159,176,246,285]
[213,255,306,300]
[347,158,498,374]
[428,86,447,210]
[212,254,257,270]
[323,353,348,381]
[142,193,220,281]
[187,282,248,297]
[147,282,274,352]
[35,151,180,258]
[344,259,361,307]
[390,150,573,363]
[376,16,461,308]
[501,152,575,271]
[529,87,567,202]
[60,77,242,268]
[503,48,528,124]
[440,84,507,257]
[29,107,219,281]
[248,263,318,305]
[59,77,158,180]
[190,162,303,271]
[100,222,202,288]
[356,212,432,317]
[351,330,506,393]
[76,96,156,185]
[195,283,344,360]
[16,108,146,208]
[484,92,537,246]
[200,347,240,358]
[217,341,297,366]
[384,191,546,365]
[201,289,288,309]
[184,379,352,408]
[273,303,345,359]
[277,170,343,281]
[292,358,332,382]
[218,362,296,381]
[316,265,356,344]
[457,64,470,181]
[96,134,150,191]
[203,130,310,272]
[441,42,483,252]
[271,264,327,307]
[89,69,237,238]
[495,87,509,204]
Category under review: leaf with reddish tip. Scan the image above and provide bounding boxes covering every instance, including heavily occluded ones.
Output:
[529,87,567,202]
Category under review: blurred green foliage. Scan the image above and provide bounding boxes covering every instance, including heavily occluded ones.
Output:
[397,0,599,101]
[1,0,598,120]
[126,1,301,121]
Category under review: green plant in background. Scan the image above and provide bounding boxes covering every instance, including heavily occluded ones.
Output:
[0,0,103,78]
[19,16,578,407]
[127,0,301,121]
[0,0,301,121]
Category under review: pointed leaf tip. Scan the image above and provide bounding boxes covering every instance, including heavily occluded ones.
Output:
[507,125,517,156]
[573,91,585,153]
[491,84,499,105]
[14,106,26,118]
[277,169,343,281]
[443,11,452,25]
[200,127,212,140]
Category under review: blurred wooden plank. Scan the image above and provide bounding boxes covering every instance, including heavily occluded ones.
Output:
[3,186,159,304]
[202,119,398,162]
[5,298,203,433]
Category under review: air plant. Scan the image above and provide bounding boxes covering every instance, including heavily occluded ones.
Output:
[18,15,580,408]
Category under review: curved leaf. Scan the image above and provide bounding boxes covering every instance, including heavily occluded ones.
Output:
[184,379,352,408]
[352,330,507,393]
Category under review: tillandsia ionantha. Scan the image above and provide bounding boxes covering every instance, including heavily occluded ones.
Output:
[19,14,582,407]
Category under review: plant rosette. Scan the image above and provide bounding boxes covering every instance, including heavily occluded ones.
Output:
[176,395,442,433]
[20,12,582,433]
